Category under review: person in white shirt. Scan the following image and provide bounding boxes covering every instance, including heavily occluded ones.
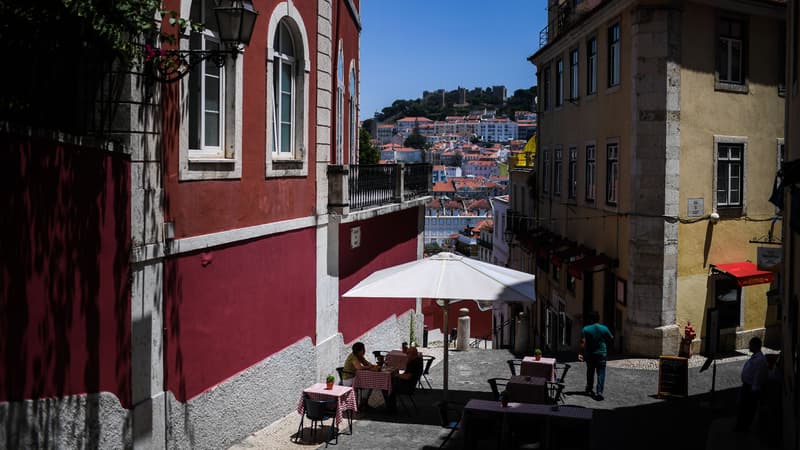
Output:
[735,336,769,432]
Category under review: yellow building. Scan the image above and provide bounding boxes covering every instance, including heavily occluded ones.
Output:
[516,0,785,357]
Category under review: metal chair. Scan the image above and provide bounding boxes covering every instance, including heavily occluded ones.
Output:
[546,381,567,405]
[555,363,571,383]
[487,377,509,401]
[507,359,522,376]
[396,370,422,415]
[419,355,436,389]
[335,366,345,385]
[436,401,462,448]
[296,394,338,447]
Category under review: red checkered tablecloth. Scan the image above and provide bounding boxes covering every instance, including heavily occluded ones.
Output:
[352,369,394,395]
[296,383,357,425]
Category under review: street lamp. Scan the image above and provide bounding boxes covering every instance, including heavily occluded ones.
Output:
[147,0,258,83]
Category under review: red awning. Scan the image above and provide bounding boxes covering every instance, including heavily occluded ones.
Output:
[713,262,775,287]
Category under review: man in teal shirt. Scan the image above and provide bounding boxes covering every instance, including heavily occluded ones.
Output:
[579,311,613,400]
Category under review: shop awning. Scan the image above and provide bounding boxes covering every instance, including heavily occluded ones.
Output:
[712,262,775,287]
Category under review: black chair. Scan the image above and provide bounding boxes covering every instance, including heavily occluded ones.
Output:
[335,366,345,385]
[436,401,462,448]
[546,381,567,405]
[296,394,338,447]
[419,355,436,389]
[507,359,522,376]
[449,328,458,347]
[487,377,509,401]
[396,371,422,415]
[555,363,571,383]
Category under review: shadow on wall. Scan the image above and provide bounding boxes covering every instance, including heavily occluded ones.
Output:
[0,134,132,448]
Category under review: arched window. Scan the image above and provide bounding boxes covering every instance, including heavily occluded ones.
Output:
[336,44,345,165]
[180,0,243,180]
[348,63,357,165]
[266,3,310,177]
[273,21,295,156]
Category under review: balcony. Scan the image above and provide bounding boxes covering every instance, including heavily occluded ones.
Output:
[328,163,432,215]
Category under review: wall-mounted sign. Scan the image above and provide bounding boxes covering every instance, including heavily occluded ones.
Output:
[350,226,361,249]
[687,198,704,217]
[757,247,782,271]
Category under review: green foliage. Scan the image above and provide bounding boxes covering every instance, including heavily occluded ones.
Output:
[403,129,428,150]
[375,85,537,124]
[326,374,335,383]
[424,242,442,255]
[359,128,379,164]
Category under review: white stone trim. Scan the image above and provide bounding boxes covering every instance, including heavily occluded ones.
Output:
[266,1,311,178]
[130,216,317,263]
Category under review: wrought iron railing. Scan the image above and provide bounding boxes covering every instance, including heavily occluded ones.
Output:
[330,163,432,213]
[349,164,397,210]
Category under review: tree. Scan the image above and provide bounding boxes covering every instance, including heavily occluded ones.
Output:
[403,128,428,150]
[359,128,379,164]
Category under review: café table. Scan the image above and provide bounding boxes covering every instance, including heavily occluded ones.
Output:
[385,350,408,370]
[521,356,556,381]
[352,368,396,407]
[462,398,592,449]
[506,375,547,404]
[296,383,357,434]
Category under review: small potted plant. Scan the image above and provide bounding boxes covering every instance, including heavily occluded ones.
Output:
[534,348,543,361]
[500,390,510,407]
[325,374,335,390]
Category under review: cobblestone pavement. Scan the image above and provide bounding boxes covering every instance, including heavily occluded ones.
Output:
[231,346,774,450]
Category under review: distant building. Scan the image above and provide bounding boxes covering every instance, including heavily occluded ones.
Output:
[477,118,518,143]
[396,116,434,136]
[376,124,395,144]
[492,85,507,102]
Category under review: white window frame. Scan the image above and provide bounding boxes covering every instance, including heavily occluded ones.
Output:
[179,0,243,180]
[713,135,748,212]
[554,146,563,196]
[606,142,619,205]
[608,22,620,87]
[569,48,579,101]
[717,17,746,87]
[349,61,358,165]
[542,148,551,194]
[585,143,596,202]
[568,146,578,199]
[587,36,597,95]
[556,58,564,107]
[266,3,311,177]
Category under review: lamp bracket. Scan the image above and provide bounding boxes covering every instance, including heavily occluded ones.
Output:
[145,46,241,83]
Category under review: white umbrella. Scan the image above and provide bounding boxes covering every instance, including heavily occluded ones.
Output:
[342,252,535,399]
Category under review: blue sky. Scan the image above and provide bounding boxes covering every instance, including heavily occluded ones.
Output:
[359,0,547,120]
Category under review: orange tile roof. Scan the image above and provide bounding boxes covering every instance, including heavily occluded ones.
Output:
[433,182,456,192]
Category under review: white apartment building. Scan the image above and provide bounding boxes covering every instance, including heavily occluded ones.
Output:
[477,119,518,142]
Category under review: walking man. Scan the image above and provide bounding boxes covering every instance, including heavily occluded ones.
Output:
[735,336,769,432]
[578,311,613,400]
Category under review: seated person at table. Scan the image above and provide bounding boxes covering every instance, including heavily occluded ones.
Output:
[342,342,379,386]
[386,347,424,412]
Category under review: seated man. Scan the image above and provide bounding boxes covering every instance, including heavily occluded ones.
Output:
[342,342,379,386]
[387,346,424,412]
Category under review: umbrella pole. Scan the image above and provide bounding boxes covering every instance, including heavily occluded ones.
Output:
[441,300,449,401]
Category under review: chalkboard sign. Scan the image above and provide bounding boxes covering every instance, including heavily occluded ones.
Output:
[657,356,688,398]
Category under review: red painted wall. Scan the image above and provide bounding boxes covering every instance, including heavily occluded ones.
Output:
[0,135,132,407]
[339,208,421,342]
[160,0,320,239]
[422,299,493,339]
[164,228,316,401]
